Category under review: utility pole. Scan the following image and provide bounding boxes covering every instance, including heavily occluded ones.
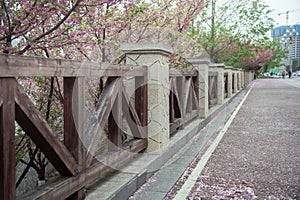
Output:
[210,0,216,62]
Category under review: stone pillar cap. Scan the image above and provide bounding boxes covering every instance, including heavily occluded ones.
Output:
[120,43,173,56]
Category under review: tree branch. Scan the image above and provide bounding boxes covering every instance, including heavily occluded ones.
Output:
[16,147,39,188]
[17,0,83,55]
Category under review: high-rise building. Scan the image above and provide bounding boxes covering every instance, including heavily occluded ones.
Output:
[271,24,300,71]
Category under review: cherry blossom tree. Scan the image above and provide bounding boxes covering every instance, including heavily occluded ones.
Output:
[1,0,88,188]
[117,0,208,59]
[1,0,84,54]
[1,0,208,192]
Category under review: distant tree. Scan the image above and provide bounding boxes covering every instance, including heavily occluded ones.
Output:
[195,0,276,68]
[262,40,286,71]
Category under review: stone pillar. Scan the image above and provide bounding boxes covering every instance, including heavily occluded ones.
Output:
[121,43,172,152]
[217,64,225,104]
[233,69,238,93]
[248,71,252,83]
[238,69,242,90]
[209,63,224,105]
[231,70,235,94]
[251,71,254,81]
[236,70,239,91]
[187,58,209,118]
[240,70,244,88]
[225,67,233,98]
[244,71,248,86]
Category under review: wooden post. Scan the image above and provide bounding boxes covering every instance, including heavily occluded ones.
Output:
[0,78,16,200]
[108,91,122,151]
[169,80,175,123]
[223,73,228,98]
[64,77,86,199]
[135,75,148,138]
[176,77,184,129]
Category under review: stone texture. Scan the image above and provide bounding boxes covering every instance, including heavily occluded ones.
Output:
[225,67,233,98]
[121,43,172,152]
[216,65,225,105]
[233,69,238,93]
[187,58,209,119]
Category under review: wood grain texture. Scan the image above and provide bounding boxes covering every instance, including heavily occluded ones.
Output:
[15,82,78,176]
[0,53,144,77]
[0,78,16,200]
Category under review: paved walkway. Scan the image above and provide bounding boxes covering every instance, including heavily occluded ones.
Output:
[130,78,300,199]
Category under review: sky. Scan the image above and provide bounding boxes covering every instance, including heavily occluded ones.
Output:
[262,0,300,26]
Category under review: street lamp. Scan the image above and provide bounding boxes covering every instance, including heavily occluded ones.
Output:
[281,26,299,77]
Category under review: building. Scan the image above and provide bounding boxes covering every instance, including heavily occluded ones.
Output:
[271,24,300,71]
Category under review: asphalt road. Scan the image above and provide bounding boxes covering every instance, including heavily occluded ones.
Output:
[186,79,300,199]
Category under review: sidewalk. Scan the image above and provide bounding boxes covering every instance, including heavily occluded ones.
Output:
[130,79,300,199]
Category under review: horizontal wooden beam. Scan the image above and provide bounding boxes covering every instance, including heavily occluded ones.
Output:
[0,54,146,77]
[170,110,198,134]
[170,119,182,134]
[14,82,78,176]
[18,139,147,200]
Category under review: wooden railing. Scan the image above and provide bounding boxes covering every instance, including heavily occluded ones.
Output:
[0,50,254,200]
[169,69,199,134]
[208,71,218,107]
[0,54,148,200]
